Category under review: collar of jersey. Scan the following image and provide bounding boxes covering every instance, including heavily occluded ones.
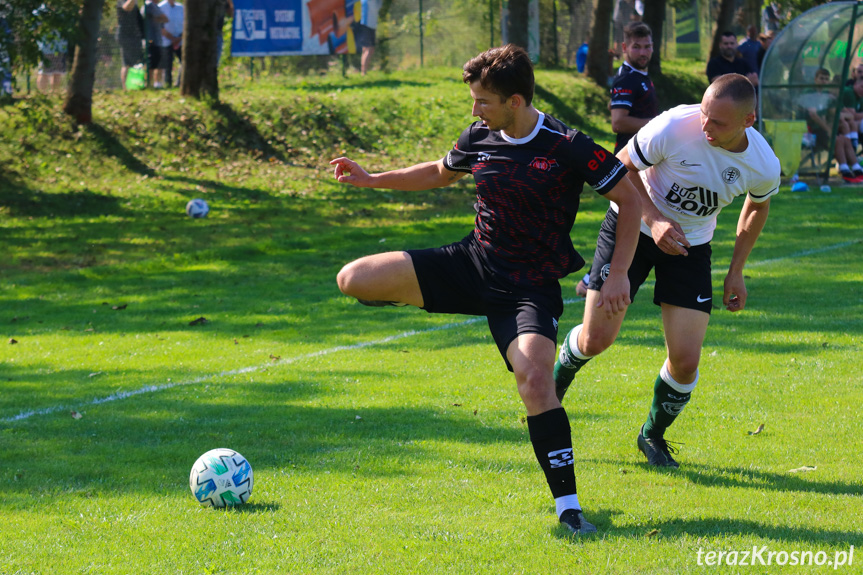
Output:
[500,112,545,144]
[621,61,648,76]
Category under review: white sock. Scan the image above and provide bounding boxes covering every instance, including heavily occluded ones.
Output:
[660,362,698,394]
[839,163,850,172]
[555,493,581,517]
[852,163,862,172]
[567,324,591,360]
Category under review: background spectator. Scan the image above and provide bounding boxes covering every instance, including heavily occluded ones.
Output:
[117,0,144,90]
[706,31,758,86]
[157,0,183,87]
[143,0,168,88]
[737,25,760,73]
[354,0,381,75]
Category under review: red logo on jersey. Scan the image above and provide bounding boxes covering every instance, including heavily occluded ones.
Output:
[529,157,559,171]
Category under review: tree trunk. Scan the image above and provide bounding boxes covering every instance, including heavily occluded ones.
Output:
[709,0,736,61]
[507,0,529,49]
[563,0,591,67]
[181,0,221,100]
[62,0,104,125]
[587,0,613,87]
[643,0,665,75]
[739,0,761,32]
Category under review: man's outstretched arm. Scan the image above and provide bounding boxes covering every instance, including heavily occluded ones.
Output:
[330,157,466,191]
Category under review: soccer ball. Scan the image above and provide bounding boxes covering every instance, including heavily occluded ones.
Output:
[189,448,253,507]
[185,198,209,218]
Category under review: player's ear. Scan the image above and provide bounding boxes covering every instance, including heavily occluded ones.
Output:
[508,93,522,110]
[743,110,756,129]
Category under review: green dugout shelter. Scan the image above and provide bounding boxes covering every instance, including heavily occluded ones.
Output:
[759,1,863,181]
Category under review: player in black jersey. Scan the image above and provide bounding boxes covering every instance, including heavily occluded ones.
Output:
[576,22,658,297]
[330,44,642,535]
[610,22,659,155]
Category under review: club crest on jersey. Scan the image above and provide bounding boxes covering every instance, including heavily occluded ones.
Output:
[600,263,611,281]
[478,152,491,162]
[722,167,741,184]
[529,157,559,171]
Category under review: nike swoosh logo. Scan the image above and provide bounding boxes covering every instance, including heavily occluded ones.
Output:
[680,160,702,167]
[696,295,711,302]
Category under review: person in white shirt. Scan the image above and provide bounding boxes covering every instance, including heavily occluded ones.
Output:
[157,0,183,86]
[554,74,780,468]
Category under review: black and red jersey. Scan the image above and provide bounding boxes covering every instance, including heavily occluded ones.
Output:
[443,113,626,287]
[610,62,658,153]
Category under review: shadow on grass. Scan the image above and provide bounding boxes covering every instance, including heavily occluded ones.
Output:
[85,124,155,177]
[0,387,539,500]
[552,506,859,545]
[208,101,287,164]
[292,78,439,93]
[0,172,124,218]
[533,84,589,129]
[219,501,281,514]
[585,458,861,498]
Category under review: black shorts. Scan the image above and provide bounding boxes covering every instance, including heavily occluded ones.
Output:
[147,43,161,70]
[38,52,66,74]
[588,208,714,313]
[119,37,143,67]
[408,236,563,371]
[353,23,376,49]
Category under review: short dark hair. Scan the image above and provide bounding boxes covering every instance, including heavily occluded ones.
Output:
[706,74,756,113]
[721,30,736,39]
[624,22,652,43]
[462,44,535,106]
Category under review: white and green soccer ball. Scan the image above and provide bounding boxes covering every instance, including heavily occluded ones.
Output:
[189,448,253,508]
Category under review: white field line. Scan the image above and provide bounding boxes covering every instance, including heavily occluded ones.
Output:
[3,239,859,423]
[1,317,485,423]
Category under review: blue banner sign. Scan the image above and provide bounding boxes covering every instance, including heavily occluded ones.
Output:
[232,0,361,56]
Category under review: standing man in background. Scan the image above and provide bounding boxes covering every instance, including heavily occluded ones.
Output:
[157,0,184,87]
[116,0,144,89]
[143,0,168,88]
[576,22,658,297]
[353,0,381,75]
[707,31,759,86]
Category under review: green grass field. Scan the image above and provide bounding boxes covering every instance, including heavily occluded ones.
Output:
[1,64,861,574]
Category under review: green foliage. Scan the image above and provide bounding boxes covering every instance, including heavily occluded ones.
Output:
[1,64,861,574]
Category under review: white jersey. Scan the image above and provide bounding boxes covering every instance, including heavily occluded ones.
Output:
[617,104,780,246]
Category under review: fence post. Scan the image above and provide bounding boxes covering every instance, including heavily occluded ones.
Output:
[419,0,424,67]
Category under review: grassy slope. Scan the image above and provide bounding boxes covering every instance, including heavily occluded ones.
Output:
[1,63,862,574]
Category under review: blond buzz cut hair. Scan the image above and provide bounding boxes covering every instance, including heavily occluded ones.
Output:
[705,73,756,115]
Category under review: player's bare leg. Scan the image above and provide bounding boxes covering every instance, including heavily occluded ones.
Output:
[337,251,423,307]
[553,288,628,400]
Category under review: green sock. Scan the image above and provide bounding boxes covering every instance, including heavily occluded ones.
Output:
[642,374,691,439]
[554,326,592,401]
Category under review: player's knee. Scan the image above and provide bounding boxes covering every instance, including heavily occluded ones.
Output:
[515,366,554,407]
[336,261,364,297]
[667,354,700,381]
[578,329,614,357]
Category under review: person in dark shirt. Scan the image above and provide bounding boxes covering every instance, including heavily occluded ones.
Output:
[610,23,659,156]
[577,21,658,298]
[706,31,758,86]
[737,25,760,72]
[330,44,641,536]
[116,0,144,89]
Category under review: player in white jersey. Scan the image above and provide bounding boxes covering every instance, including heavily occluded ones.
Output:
[554,74,780,467]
